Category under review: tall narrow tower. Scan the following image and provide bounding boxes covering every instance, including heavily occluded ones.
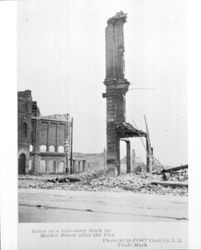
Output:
[103,11,130,176]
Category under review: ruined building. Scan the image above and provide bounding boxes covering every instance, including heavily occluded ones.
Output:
[18,90,86,175]
[103,12,149,177]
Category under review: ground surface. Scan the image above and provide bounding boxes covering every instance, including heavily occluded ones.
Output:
[19,188,188,223]
[18,172,188,223]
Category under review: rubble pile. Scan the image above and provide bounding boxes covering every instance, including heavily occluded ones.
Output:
[162,169,188,182]
[18,171,188,196]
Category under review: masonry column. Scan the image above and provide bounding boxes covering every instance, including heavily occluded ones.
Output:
[126,140,131,173]
[33,118,39,173]
[103,11,130,177]
[47,122,49,152]
[132,149,136,172]
[83,160,86,172]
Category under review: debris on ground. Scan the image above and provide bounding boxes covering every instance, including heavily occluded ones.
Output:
[161,165,188,181]
[150,180,188,188]
[18,169,188,196]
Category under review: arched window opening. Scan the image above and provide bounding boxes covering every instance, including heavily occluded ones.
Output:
[18,153,26,174]
[39,160,46,173]
[58,146,64,153]
[29,160,32,171]
[49,145,55,152]
[23,122,28,138]
[56,161,65,173]
[47,160,54,173]
[29,145,33,152]
[40,145,47,152]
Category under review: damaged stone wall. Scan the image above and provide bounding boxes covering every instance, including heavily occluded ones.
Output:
[30,116,70,174]
[18,90,33,174]
[103,12,130,177]
[18,90,72,175]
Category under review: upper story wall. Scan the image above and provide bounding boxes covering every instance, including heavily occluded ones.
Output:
[105,11,127,81]
[18,90,71,154]
[31,115,71,153]
[18,90,33,147]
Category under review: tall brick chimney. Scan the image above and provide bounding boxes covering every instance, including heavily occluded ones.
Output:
[103,11,130,176]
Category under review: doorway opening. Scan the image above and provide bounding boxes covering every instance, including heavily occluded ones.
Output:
[18,153,26,174]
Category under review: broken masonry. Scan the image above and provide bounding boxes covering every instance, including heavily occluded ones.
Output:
[102,12,151,177]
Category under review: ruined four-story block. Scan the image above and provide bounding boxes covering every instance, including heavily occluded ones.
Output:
[103,11,130,176]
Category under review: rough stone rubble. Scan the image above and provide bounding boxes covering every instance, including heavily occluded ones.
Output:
[18,170,188,196]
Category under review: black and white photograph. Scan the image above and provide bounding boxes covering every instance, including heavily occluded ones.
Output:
[1,0,196,249]
[18,0,187,225]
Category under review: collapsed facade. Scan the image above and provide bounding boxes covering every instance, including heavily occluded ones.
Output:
[18,90,86,175]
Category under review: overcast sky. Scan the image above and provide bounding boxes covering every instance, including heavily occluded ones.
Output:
[18,0,187,166]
